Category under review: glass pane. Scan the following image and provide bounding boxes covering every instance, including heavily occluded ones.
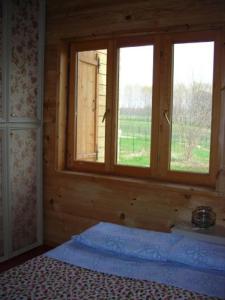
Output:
[117,46,153,167]
[170,42,214,173]
[75,49,107,163]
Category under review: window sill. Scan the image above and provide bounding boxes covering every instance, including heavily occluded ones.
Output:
[55,169,222,197]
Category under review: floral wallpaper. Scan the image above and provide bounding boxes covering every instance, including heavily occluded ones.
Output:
[10,0,39,119]
[0,130,3,257]
[0,0,41,257]
[10,129,37,251]
[0,2,2,118]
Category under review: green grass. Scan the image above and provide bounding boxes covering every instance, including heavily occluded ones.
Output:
[118,136,151,167]
[117,115,210,173]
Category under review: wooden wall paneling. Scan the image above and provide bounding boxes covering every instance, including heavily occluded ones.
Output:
[44,0,225,246]
[9,125,42,256]
[44,169,225,245]
[55,42,68,170]
[46,0,225,44]
[44,44,58,174]
[44,210,98,246]
[216,30,225,194]
[9,0,41,122]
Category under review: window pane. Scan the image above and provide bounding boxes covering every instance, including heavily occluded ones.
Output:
[116,46,153,167]
[170,42,214,173]
[75,49,107,162]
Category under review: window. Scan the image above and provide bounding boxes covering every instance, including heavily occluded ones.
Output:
[116,45,153,168]
[75,49,107,163]
[67,41,108,172]
[170,42,214,174]
[66,32,222,186]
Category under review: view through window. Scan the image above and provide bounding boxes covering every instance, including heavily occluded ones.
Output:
[116,45,153,167]
[170,42,214,173]
[67,34,220,185]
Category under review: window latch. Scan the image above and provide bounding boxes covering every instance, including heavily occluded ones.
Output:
[163,110,171,126]
[102,109,109,123]
[102,110,107,123]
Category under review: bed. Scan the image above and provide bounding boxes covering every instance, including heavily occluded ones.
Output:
[1,222,225,299]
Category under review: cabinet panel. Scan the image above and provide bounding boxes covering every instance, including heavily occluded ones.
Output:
[10,128,39,252]
[0,2,3,120]
[9,0,40,120]
[0,129,4,257]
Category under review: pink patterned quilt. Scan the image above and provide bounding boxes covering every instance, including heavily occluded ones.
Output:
[0,255,220,299]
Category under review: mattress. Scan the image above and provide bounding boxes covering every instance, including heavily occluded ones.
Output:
[1,222,225,299]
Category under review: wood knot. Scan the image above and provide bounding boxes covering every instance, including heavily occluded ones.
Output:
[120,212,126,220]
[125,15,132,21]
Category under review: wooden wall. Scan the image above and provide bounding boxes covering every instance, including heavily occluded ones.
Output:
[44,0,225,246]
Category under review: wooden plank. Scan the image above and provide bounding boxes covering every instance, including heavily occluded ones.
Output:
[46,0,225,44]
[55,42,69,170]
[216,30,225,194]
[43,170,225,244]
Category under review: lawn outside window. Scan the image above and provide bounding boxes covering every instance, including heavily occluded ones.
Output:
[65,31,222,187]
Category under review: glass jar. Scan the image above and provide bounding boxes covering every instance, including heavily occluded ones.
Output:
[192,206,216,228]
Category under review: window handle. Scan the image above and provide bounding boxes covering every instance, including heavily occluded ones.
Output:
[102,109,109,123]
[163,110,171,126]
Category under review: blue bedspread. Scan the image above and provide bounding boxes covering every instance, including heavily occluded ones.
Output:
[46,222,225,298]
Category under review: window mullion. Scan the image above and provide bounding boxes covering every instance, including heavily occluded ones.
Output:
[67,45,77,169]
[105,40,117,172]
[210,33,222,184]
[150,37,163,178]
[216,31,225,193]
[157,36,173,178]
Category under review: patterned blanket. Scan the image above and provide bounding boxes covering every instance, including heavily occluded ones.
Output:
[0,255,220,300]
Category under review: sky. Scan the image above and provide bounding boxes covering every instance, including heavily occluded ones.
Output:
[119,41,214,94]
[119,42,214,106]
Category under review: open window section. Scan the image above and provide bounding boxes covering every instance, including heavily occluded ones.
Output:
[75,49,107,163]
[116,45,153,167]
[170,42,214,174]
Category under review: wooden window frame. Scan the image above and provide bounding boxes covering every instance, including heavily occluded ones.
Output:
[111,36,159,179]
[67,40,111,174]
[64,31,222,187]
[157,31,222,187]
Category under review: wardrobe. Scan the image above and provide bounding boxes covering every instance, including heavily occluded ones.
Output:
[0,0,44,262]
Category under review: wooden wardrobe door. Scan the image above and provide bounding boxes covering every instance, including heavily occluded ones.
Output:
[10,127,40,252]
[9,0,40,122]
